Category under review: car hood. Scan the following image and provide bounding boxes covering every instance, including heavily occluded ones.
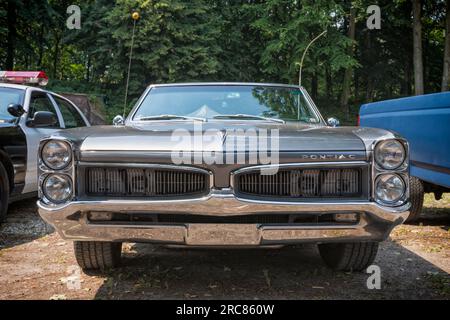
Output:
[65,122,379,153]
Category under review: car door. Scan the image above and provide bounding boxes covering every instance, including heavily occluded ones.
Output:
[51,94,90,128]
[19,89,65,193]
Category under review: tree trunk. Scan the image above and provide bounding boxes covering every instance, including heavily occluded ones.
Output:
[423,28,429,92]
[86,54,91,82]
[325,65,332,99]
[412,0,424,95]
[53,34,60,79]
[442,0,450,91]
[6,1,17,70]
[340,6,356,117]
[366,78,374,102]
[37,24,45,68]
[402,59,412,95]
[407,64,413,95]
[365,31,373,101]
[311,57,318,100]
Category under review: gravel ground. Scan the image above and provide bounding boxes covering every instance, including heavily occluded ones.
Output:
[0,194,448,300]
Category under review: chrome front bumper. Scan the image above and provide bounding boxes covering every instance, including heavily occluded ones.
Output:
[38,189,410,246]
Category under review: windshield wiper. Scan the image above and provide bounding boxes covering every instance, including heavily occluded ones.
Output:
[213,114,285,124]
[136,115,206,122]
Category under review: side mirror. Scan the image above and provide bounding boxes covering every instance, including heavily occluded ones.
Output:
[113,115,125,126]
[7,104,25,117]
[27,111,57,128]
[327,117,340,128]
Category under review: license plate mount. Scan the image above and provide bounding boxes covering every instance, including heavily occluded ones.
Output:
[186,224,261,246]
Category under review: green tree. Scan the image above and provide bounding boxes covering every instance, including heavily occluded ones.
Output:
[1,0,448,124]
[105,0,221,94]
[250,1,357,87]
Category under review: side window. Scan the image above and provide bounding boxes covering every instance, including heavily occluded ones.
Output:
[53,96,87,129]
[28,92,61,128]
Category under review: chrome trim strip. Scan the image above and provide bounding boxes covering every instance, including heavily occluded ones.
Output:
[78,162,212,174]
[38,189,410,219]
[300,87,326,125]
[79,151,368,163]
[125,86,152,123]
[149,82,302,88]
[232,161,368,173]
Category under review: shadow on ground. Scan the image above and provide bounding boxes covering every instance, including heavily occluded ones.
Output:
[410,208,450,232]
[92,197,449,300]
[1,198,448,300]
[92,239,449,300]
[0,199,54,249]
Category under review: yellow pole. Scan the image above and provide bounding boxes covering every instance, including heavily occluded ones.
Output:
[123,12,141,118]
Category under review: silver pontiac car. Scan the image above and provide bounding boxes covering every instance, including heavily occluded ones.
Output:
[37,83,410,272]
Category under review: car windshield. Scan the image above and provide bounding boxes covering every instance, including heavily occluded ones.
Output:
[133,85,322,124]
[0,87,24,123]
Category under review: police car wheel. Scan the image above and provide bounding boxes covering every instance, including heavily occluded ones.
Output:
[0,161,10,223]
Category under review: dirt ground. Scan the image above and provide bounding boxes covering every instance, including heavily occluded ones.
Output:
[0,194,449,300]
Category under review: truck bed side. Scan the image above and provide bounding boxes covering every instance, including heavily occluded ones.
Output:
[360,92,450,189]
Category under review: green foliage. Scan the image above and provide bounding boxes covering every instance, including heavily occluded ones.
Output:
[250,0,358,84]
[0,0,448,125]
[106,0,222,93]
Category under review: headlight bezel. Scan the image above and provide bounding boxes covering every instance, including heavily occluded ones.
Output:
[374,139,406,171]
[38,138,75,205]
[41,140,73,170]
[374,173,407,205]
[372,138,409,207]
[42,173,74,204]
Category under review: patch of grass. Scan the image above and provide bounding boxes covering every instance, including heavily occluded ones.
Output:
[425,245,444,253]
[425,272,450,297]
[392,226,410,237]
[423,194,450,210]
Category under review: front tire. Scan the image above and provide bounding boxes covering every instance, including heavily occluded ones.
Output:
[405,177,424,223]
[74,241,122,271]
[0,161,10,224]
[318,242,379,272]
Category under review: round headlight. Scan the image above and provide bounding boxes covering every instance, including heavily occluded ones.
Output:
[375,140,405,170]
[375,174,406,204]
[43,174,73,203]
[42,140,72,170]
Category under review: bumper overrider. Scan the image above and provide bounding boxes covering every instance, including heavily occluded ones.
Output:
[38,189,410,246]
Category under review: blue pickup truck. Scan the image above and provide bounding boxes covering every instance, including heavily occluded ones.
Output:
[360,92,450,222]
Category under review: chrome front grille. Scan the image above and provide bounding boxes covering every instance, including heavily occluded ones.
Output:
[85,167,209,198]
[235,168,363,199]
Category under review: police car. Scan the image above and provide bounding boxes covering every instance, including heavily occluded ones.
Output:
[0,71,90,222]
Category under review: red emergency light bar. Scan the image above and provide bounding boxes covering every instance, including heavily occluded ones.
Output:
[0,71,49,86]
